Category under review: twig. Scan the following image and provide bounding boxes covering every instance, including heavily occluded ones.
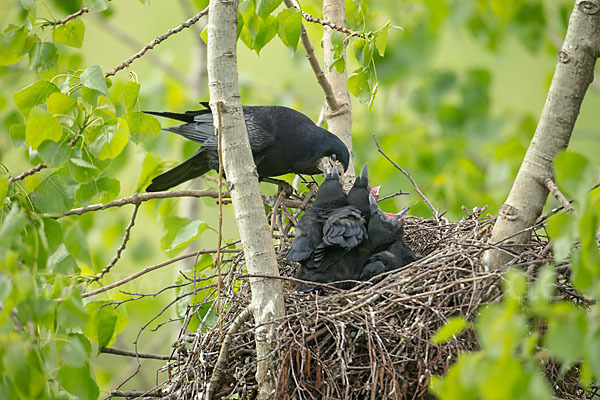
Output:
[378,191,410,202]
[109,389,164,398]
[9,163,47,183]
[105,7,209,78]
[301,11,365,39]
[49,189,305,219]
[95,203,140,281]
[544,177,576,215]
[207,306,254,398]
[54,8,89,25]
[372,134,439,220]
[101,346,172,360]
[215,101,225,340]
[92,15,190,85]
[81,246,239,298]
[283,0,340,112]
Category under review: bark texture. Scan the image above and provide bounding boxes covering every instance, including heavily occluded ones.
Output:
[483,0,600,270]
[206,0,285,397]
[323,0,355,188]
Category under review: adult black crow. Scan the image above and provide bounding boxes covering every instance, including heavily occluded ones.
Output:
[144,103,350,192]
[360,195,420,282]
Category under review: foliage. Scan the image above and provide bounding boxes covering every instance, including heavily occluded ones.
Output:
[431,151,600,398]
[0,0,598,398]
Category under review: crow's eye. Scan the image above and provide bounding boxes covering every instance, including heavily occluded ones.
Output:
[331,153,337,161]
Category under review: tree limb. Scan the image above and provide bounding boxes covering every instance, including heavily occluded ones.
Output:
[484,0,600,270]
[105,7,209,78]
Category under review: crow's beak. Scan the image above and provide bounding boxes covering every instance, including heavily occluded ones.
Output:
[370,185,381,199]
[359,163,368,181]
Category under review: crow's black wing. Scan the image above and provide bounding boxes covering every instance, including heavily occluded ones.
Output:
[322,206,367,249]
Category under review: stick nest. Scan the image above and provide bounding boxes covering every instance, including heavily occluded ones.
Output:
[159,205,589,400]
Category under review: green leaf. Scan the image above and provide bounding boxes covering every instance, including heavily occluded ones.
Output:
[81,65,108,94]
[554,151,593,200]
[98,117,129,160]
[57,364,99,400]
[0,26,27,66]
[97,176,120,202]
[329,30,346,73]
[64,224,92,266]
[38,140,74,167]
[47,92,77,115]
[166,219,209,252]
[0,205,27,248]
[31,169,77,213]
[0,175,7,200]
[347,69,371,104]
[528,265,555,313]
[96,306,117,349]
[127,111,162,143]
[122,81,140,112]
[58,334,90,367]
[546,213,575,262]
[9,124,26,146]
[431,316,468,344]
[0,275,12,303]
[28,42,58,71]
[276,8,301,52]
[253,15,278,54]
[25,106,63,149]
[255,0,282,18]
[47,244,79,274]
[83,0,108,12]
[42,216,63,253]
[13,80,59,118]
[375,26,389,56]
[84,301,123,349]
[53,19,85,48]
[57,291,89,330]
[353,37,365,64]
[544,302,586,367]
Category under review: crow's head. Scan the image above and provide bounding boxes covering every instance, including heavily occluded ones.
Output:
[367,194,410,249]
[327,139,350,172]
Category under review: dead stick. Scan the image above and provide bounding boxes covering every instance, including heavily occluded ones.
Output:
[207,306,254,398]
[100,346,172,360]
[544,177,576,215]
[372,134,439,220]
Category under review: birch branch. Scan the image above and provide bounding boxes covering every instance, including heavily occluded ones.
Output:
[483,0,600,270]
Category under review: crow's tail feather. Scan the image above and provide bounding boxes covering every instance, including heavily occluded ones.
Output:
[146,153,211,192]
[143,109,210,124]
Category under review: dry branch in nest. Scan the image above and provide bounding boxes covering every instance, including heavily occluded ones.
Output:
[140,195,594,400]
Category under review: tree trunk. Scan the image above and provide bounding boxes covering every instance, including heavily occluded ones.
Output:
[483,0,600,270]
[206,0,285,398]
[323,0,355,188]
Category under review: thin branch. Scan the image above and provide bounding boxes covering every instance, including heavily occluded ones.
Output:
[100,346,172,360]
[95,203,140,281]
[109,390,164,398]
[372,134,439,220]
[283,0,340,111]
[92,15,190,85]
[215,101,226,340]
[9,163,47,183]
[81,246,240,298]
[54,8,89,25]
[105,7,209,78]
[301,11,365,39]
[207,306,254,398]
[50,189,306,219]
[544,177,576,215]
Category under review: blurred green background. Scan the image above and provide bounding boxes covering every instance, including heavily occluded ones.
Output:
[1,0,599,396]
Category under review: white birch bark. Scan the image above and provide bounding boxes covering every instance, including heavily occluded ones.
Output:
[206,0,285,397]
[483,0,600,270]
[323,0,355,188]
